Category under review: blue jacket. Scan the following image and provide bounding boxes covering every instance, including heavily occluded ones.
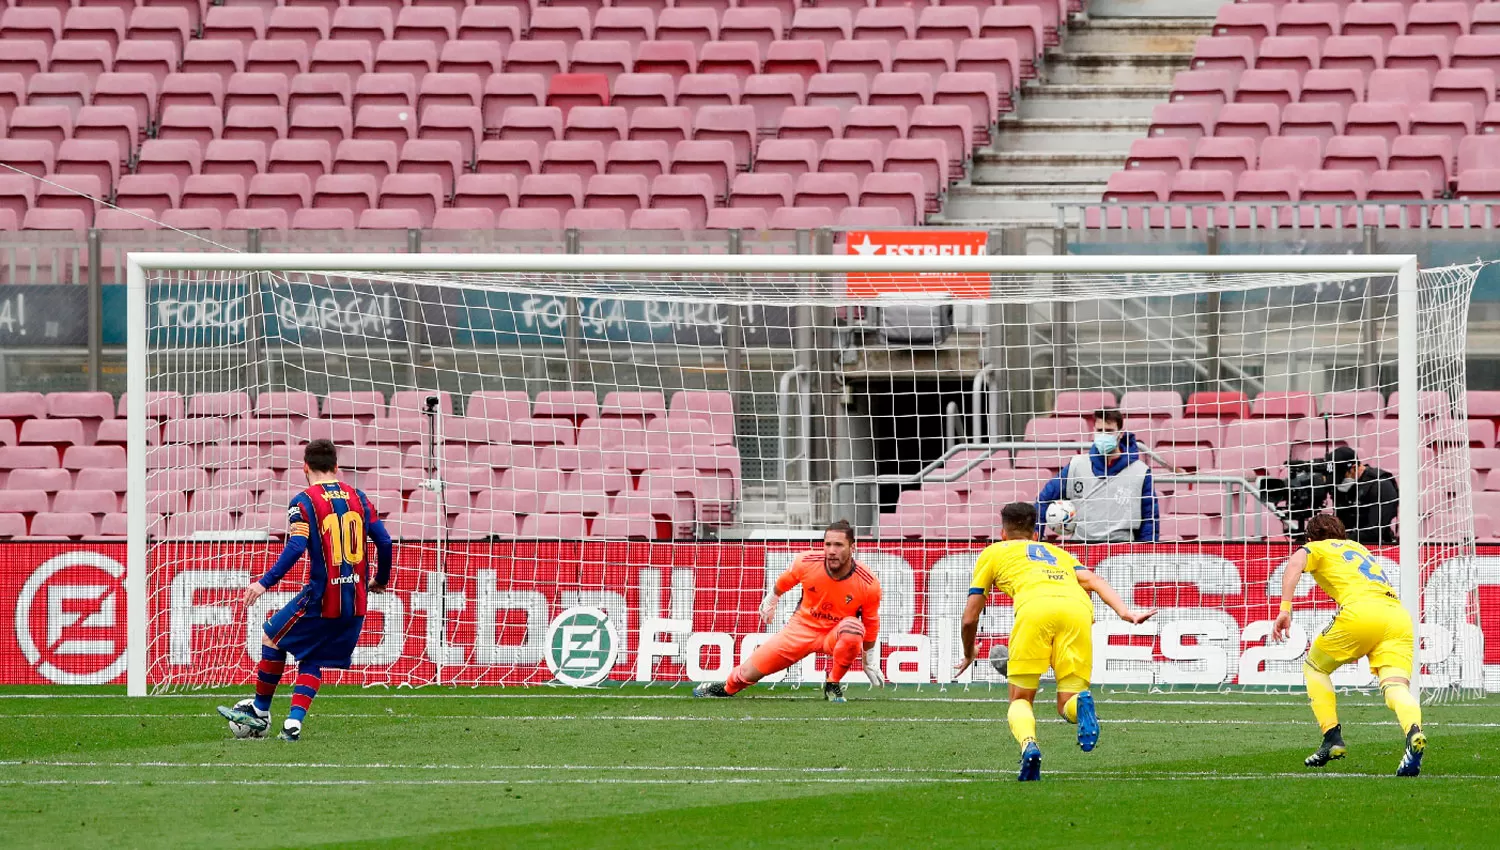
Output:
[1035,433,1159,542]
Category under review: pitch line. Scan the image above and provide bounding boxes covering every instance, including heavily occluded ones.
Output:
[3,713,1499,728]
[0,693,1459,709]
[3,773,1499,787]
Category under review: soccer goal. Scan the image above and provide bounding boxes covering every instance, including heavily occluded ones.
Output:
[123,251,1489,698]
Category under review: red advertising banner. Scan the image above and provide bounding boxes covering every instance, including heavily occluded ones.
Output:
[844,230,991,298]
[3,542,1496,689]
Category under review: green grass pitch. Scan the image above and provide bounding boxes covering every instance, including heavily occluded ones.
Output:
[2,685,1498,848]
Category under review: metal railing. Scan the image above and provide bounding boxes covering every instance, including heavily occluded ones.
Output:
[833,440,1279,540]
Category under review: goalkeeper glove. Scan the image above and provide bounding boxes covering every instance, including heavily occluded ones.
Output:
[758,591,780,625]
[863,649,884,688]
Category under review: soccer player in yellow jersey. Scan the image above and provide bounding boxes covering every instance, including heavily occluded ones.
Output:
[1272,514,1427,777]
[957,502,1156,781]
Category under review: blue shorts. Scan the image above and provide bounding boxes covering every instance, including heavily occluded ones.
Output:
[264,594,363,669]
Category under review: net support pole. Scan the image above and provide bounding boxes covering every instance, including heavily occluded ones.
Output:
[125,258,149,697]
[1396,257,1422,695]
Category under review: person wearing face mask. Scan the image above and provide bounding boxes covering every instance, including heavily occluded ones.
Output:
[1035,407,1159,543]
[1326,446,1399,545]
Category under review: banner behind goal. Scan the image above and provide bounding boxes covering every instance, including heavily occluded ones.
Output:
[124,253,1490,696]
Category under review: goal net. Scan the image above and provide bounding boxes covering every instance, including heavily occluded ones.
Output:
[125,252,1490,697]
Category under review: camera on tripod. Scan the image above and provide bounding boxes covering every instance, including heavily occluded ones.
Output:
[1259,457,1334,543]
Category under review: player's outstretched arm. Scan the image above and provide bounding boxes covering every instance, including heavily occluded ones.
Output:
[1271,548,1309,643]
[368,515,394,593]
[1076,569,1155,624]
[954,592,986,676]
[245,505,310,605]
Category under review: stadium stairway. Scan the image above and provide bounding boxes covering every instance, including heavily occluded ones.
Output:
[935,0,1216,225]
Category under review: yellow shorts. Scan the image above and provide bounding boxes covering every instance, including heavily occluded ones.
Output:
[1309,598,1414,677]
[1008,597,1093,691]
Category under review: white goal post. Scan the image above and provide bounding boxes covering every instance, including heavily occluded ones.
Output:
[124,251,1465,698]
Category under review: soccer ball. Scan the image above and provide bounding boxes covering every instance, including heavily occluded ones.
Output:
[1045,500,1078,537]
[227,699,267,739]
[988,643,1009,677]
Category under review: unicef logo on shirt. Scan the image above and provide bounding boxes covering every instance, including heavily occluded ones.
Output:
[543,607,620,687]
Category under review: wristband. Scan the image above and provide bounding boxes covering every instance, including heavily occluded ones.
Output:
[1278,600,1293,614]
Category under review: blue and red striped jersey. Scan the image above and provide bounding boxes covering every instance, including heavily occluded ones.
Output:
[287,481,379,618]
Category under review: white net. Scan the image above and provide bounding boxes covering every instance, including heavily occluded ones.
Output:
[133,257,1490,695]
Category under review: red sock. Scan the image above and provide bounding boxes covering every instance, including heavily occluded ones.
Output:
[724,667,752,695]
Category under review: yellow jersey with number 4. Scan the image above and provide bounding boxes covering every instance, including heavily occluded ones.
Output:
[969,539,1090,608]
[1302,539,1400,608]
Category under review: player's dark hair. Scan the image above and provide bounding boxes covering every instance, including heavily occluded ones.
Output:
[825,519,856,545]
[1093,407,1125,429]
[1001,502,1037,535]
[1305,514,1347,542]
[304,439,339,473]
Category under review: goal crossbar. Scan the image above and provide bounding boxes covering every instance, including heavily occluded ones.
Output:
[123,252,1425,697]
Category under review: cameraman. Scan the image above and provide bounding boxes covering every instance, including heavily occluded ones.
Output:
[1327,446,1399,545]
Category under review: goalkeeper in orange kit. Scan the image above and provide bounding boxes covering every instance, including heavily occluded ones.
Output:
[694,520,883,702]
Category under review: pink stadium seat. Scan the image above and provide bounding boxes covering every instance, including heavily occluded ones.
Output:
[630,40,694,78]
[1192,137,1257,177]
[312,173,379,216]
[267,6,330,47]
[565,105,629,146]
[500,105,565,147]
[860,172,924,224]
[1167,169,1233,203]
[649,174,714,227]
[518,173,585,215]
[756,138,819,179]
[1184,391,1250,422]
[547,71,612,116]
[611,73,675,112]
[435,44,504,79]
[202,6,265,47]
[1214,103,1280,144]
[454,173,521,215]
[629,207,693,229]
[677,72,742,111]
[705,207,768,229]
[377,173,444,225]
[418,73,482,113]
[593,7,656,49]
[1298,69,1364,111]
[1432,68,1496,117]
[1102,170,1168,203]
[1452,35,1500,79]
[353,73,416,112]
[764,42,833,86]
[397,139,463,187]
[583,172,650,214]
[1234,68,1300,107]
[202,140,269,185]
[1190,36,1254,73]
[543,139,606,180]
[1341,3,1404,42]
[807,72,868,110]
[980,6,1044,77]
[335,139,400,181]
[1277,3,1339,40]
[829,40,892,78]
[1300,169,1367,202]
[605,139,671,180]
[247,173,313,219]
[1385,34,1450,77]
[1387,134,1453,192]
[1280,102,1346,144]
[1213,2,1273,42]
[730,172,795,216]
[288,74,351,114]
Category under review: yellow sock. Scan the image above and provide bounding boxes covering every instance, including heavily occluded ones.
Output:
[1008,699,1037,751]
[1062,694,1079,724]
[1382,681,1422,735]
[1304,663,1340,733]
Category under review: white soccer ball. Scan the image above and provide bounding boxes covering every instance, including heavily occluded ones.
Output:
[1045,500,1078,537]
[227,699,266,739]
[988,643,1009,677]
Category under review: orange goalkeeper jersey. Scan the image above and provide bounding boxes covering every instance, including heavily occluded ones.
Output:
[775,551,882,642]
